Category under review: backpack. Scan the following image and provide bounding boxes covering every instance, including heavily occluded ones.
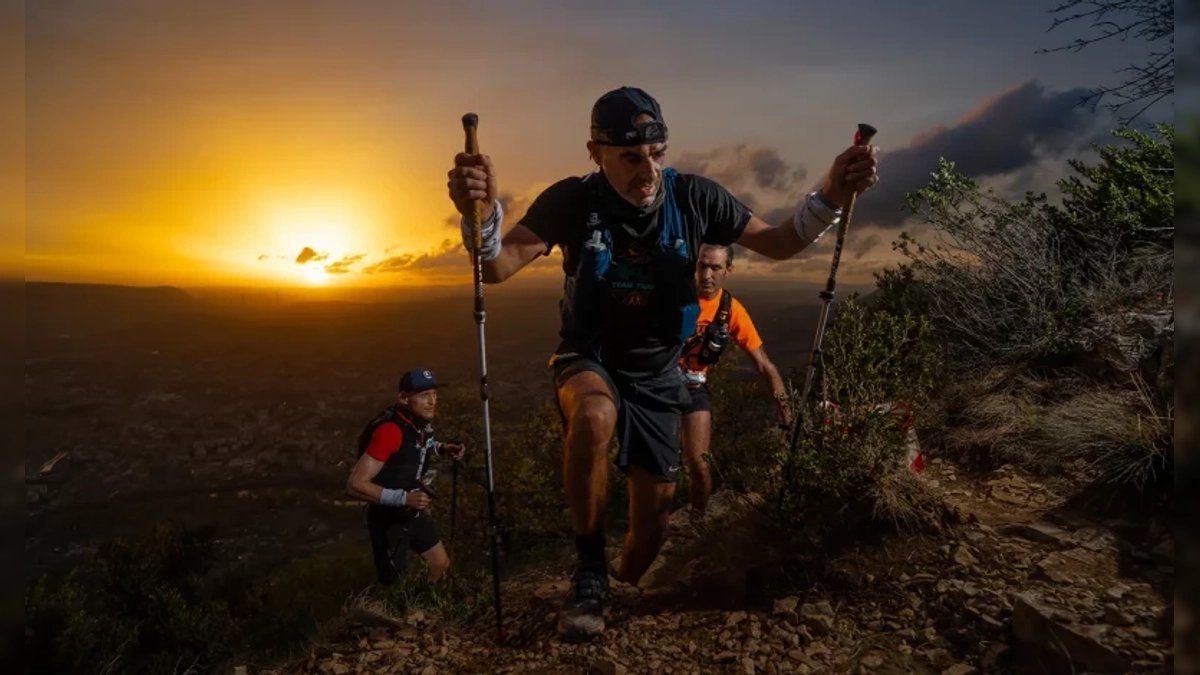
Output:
[684,288,734,367]
[356,406,406,459]
[560,167,702,349]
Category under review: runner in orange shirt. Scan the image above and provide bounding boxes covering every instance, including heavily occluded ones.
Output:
[679,243,791,518]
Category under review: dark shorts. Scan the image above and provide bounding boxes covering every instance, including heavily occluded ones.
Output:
[366,505,440,585]
[551,352,692,483]
[684,383,711,414]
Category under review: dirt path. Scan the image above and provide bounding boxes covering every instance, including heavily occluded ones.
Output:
[278,459,1173,675]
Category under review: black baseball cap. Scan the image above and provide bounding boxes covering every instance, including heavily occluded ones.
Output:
[399,368,440,394]
[590,86,668,147]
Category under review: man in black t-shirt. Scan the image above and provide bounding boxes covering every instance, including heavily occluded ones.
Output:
[446,86,878,639]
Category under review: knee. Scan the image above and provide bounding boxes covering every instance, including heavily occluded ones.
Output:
[682,430,709,461]
[567,396,617,444]
[654,486,676,518]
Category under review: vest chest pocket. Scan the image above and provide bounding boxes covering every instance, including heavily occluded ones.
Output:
[583,228,612,280]
[559,168,700,344]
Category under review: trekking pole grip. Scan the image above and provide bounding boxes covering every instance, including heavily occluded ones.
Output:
[838,123,877,239]
[853,123,877,147]
[462,113,484,251]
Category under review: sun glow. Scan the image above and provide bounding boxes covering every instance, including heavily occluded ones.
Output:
[301,264,328,285]
[251,196,376,286]
[267,202,364,256]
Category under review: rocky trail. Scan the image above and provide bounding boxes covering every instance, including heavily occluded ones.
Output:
[280,458,1173,675]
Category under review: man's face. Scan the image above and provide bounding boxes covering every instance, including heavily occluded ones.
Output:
[589,113,667,208]
[401,389,438,420]
[696,246,731,298]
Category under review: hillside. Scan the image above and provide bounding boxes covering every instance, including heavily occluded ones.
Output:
[23,279,824,580]
[250,125,1179,675]
[25,281,207,338]
[24,113,1178,675]
[285,464,1171,675]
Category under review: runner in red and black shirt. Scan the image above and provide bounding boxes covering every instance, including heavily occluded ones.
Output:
[346,368,466,585]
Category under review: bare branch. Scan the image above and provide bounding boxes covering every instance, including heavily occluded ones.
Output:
[1037,0,1174,125]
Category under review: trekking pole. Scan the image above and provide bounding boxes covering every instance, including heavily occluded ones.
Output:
[450,458,459,543]
[461,112,504,637]
[447,458,459,592]
[786,124,878,458]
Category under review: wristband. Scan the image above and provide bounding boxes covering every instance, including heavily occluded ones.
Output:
[793,191,842,244]
[460,200,503,261]
[380,487,408,507]
[810,189,843,218]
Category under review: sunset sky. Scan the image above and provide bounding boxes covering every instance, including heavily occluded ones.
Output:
[17,0,1168,288]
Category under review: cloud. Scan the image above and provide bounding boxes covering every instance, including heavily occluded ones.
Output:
[729,230,908,286]
[674,144,807,197]
[677,81,1101,248]
[673,145,811,242]
[410,82,1101,287]
[441,182,551,231]
[294,246,330,264]
[324,253,365,274]
[361,239,464,274]
[851,80,1101,228]
[850,233,882,261]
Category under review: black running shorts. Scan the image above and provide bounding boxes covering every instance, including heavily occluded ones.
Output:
[683,382,711,414]
[366,505,440,585]
[551,353,692,483]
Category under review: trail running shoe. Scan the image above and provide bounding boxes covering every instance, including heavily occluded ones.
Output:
[557,560,609,639]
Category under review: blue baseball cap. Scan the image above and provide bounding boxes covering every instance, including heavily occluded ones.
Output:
[399,368,440,393]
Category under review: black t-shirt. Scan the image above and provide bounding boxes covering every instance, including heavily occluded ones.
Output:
[521,171,752,379]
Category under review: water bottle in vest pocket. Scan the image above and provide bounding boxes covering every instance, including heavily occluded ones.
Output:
[584,229,612,279]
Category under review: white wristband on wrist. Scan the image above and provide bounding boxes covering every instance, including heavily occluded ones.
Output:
[461,200,503,261]
[793,191,842,244]
[380,488,408,507]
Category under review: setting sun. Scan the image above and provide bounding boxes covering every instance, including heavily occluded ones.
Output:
[301,265,328,285]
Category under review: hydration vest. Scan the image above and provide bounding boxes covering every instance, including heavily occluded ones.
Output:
[683,288,734,367]
[355,404,437,492]
[559,167,701,355]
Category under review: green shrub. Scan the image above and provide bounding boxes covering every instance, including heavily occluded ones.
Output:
[892,124,1175,496]
[772,293,944,530]
[491,401,576,556]
[897,124,1174,372]
[701,355,782,499]
[24,521,493,675]
[25,523,241,675]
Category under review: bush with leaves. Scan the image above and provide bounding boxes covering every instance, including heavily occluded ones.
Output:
[773,294,944,531]
[25,524,241,675]
[897,124,1174,372]
[698,354,783,499]
[893,124,1175,499]
[24,520,502,675]
[490,401,576,555]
